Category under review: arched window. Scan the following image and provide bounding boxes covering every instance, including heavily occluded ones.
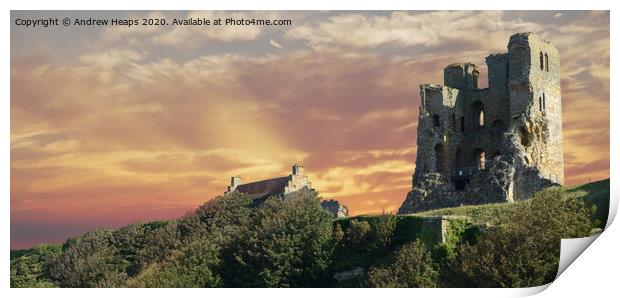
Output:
[471,101,484,128]
[539,51,544,70]
[544,53,549,72]
[460,116,465,132]
[474,148,485,170]
[432,114,440,127]
[434,143,444,171]
[542,93,546,111]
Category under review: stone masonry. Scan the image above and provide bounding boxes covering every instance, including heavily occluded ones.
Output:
[225,164,349,218]
[398,32,564,214]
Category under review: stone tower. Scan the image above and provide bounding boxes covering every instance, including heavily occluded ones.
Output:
[398,32,563,214]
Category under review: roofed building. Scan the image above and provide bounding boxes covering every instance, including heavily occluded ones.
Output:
[224,164,348,217]
[225,164,311,200]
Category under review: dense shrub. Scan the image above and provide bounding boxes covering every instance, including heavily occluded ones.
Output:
[178,191,254,244]
[365,240,438,288]
[369,212,397,249]
[344,219,371,253]
[111,221,180,276]
[226,189,334,287]
[48,230,128,287]
[11,181,604,288]
[10,245,61,287]
[445,188,594,287]
[126,239,221,287]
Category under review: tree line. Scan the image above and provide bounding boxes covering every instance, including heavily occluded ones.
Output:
[11,186,598,288]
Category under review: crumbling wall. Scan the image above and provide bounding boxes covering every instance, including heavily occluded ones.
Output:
[399,32,564,214]
[321,200,349,218]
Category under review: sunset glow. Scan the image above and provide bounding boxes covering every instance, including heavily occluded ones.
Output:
[11,11,609,249]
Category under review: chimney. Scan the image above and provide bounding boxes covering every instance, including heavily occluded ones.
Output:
[227,176,241,192]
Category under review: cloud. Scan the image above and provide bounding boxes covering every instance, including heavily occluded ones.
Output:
[79,49,146,69]
[269,39,284,49]
[287,11,541,51]
[10,11,610,248]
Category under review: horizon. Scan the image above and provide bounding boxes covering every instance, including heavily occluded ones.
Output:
[10,11,610,249]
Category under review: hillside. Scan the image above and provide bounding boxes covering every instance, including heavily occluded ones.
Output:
[412,179,610,229]
[10,179,610,288]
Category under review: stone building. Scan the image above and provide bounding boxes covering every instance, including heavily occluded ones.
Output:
[399,32,564,214]
[225,164,349,217]
[320,200,350,218]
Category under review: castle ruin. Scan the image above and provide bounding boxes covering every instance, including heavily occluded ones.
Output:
[398,32,564,214]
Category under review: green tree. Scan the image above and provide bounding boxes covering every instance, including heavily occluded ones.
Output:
[344,219,371,253]
[110,221,180,276]
[49,230,128,287]
[126,239,221,287]
[178,191,254,245]
[369,212,397,249]
[333,223,345,249]
[228,189,334,287]
[10,245,61,288]
[365,240,438,288]
[446,188,594,287]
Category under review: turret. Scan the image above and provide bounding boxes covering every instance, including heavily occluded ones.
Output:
[443,63,479,91]
[507,32,563,184]
[292,163,304,176]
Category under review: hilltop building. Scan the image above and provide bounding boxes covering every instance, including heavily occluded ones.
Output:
[225,164,349,217]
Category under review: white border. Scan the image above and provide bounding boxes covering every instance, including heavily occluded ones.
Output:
[2,1,617,297]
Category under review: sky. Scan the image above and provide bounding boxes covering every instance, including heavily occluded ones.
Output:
[10,11,610,249]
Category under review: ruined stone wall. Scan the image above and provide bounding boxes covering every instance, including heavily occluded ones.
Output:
[399,32,564,213]
[320,200,349,218]
[414,84,461,183]
[507,33,564,187]
[284,164,311,194]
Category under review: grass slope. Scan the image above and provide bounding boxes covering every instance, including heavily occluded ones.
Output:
[411,178,610,229]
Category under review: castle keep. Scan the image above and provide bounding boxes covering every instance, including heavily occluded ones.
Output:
[399,32,564,214]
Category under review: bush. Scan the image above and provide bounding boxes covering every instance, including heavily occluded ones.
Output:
[49,230,128,287]
[365,240,438,288]
[178,191,254,245]
[227,189,334,287]
[126,239,221,287]
[111,221,180,276]
[369,212,397,249]
[344,219,371,253]
[10,245,61,287]
[445,188,594,287]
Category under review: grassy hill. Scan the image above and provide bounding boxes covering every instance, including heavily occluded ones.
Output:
[10,179,610,288]
[411,179,610,229]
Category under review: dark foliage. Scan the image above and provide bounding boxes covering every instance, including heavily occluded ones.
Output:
[11,181,604,288]
[225,189,334,287]
[444,188,594,287]
[365,240,438,287]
